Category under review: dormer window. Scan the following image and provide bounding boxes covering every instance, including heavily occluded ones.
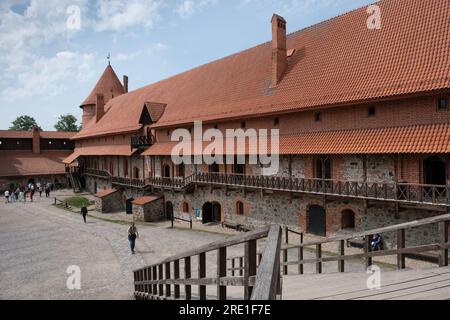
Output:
[368,106,376,117]
[241,121,246,129]
[438,97,448,111]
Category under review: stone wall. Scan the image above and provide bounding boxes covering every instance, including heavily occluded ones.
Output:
[162,186,442,248]
[95,190,124,213]
[133,198,165,222]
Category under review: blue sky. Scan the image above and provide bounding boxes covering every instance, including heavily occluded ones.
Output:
[0,0,374,130]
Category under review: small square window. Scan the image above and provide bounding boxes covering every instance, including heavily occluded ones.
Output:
[438,97,448,111]
[214,124,218,129]
[274,117,280,126]
[314,112,322,122]
[368,106,376,117]
[167,129,171,136]
[241,121,246,129]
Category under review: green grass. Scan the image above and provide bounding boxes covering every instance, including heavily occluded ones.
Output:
[64,196,91,208]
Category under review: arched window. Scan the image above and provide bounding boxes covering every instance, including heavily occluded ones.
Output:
[177,163,185,177]
[163,164,171,178]
[423,156,446,186]
[182,202,190,213]
[109,161,114,176]
[341,210,356,230]
[236,201,244,215]
[124,159,129,176]
[315,157,331,180]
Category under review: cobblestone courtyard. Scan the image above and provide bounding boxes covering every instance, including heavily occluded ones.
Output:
[0,191,242,300]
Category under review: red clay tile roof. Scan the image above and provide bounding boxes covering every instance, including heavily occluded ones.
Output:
[0,130,75,139]
[63,145,137,164]
[0,150,72,177]
[80,65,124,107]
[72,0,450,139]
[142,124,450,156]
[132,196,162,206]
[95,188,119,198]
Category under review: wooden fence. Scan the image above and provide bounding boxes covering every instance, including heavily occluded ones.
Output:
[133,225,282,300]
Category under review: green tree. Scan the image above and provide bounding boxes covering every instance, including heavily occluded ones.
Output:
[9,115,39,131]
[54,114,80,132]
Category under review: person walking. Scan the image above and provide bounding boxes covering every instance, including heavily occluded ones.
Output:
[19,190,24,203]
[4,190,10,204]
[45,184,50,198]
[14,187,20,202]
[30,184,35,202]
[127,223,139,255]
[38,185,43,197]
[10,189,15,203]
[81,206,88,224]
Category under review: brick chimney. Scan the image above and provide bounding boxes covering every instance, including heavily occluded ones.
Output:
[32,126,40,154]
[271,14,287,87]
[123,75,128,93]
[96,93,105,122]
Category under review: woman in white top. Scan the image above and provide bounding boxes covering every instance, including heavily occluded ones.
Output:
[4,190,10,203]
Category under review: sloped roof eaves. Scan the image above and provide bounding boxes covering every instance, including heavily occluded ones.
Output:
[72,125,142,140]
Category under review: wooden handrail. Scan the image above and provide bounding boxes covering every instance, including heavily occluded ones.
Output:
[251,225,282,300]
[286,213,450,249]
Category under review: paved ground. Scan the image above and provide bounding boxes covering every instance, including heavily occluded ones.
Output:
[0,191,245,300]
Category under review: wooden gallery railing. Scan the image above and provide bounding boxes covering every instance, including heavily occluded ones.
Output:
[133,225,282,300]
[279,214,450,276]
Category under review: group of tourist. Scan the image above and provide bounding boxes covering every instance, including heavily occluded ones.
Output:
[3,182,54,204]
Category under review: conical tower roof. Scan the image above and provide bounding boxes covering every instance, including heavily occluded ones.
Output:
[80,64,125,107]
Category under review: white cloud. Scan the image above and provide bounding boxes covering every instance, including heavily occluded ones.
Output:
[95,0,162,32]
[2,51,96,101]
[176,0,218,19]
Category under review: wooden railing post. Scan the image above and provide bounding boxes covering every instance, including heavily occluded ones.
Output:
[239,257,243,276]
[174,260,180,299]
[184,257,191,300]
[365,235,373,268]
[152,266,157,295]
[339,239,345,273]
[217,247,227,300]
[438,221,449,267]
[283,249,288,275]
[158,264,164,297]
[198,252,206,300]
[244,239,257,300]
[316,244,322,274]
[397,229,406,269]
[298,233,304,275]
[231,258,235,277]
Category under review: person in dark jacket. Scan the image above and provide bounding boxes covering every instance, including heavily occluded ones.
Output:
[81,206,88,224]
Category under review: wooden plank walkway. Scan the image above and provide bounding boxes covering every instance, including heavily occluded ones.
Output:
[282,267,450,300]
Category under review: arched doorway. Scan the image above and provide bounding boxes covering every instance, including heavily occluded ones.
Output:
[212,202,221,222]
[209,163,220,173]
[423,156,446,186]
[202,202,212,224]
[126,198,134,215]
[307,205,326,236]
[166,201,174,221]
[341,209,356,230]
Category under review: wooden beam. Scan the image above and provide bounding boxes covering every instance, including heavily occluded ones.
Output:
[217,247,227,300]
[198,253,206,300]
[244,239,257,300]
[397,229,406,269]
[438,221,449,267]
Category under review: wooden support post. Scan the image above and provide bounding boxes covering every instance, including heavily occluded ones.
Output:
[158,264,164,297]
[283,249,288,275]
[365,235,373,268]
[285,227,289,244]
[298,234,304,275]
[184,257,191,300]
[316,244,322,274]
[258,253,263,266]
[239,257,243,277]
[397,229,406,269]
[244,239,257,300]
[143,268,148,294]
[174,260,180,299]
[231,259,235,277]
[217,247,227,300]
[147,268,152,295]
[198,253,206,300]
[152,266,157,295]
[438,221,449,267]
[165,262,171,298]
[339,239,345,273]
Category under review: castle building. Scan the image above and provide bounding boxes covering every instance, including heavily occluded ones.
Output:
[64,0,450,245]
[0,127,75,190]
